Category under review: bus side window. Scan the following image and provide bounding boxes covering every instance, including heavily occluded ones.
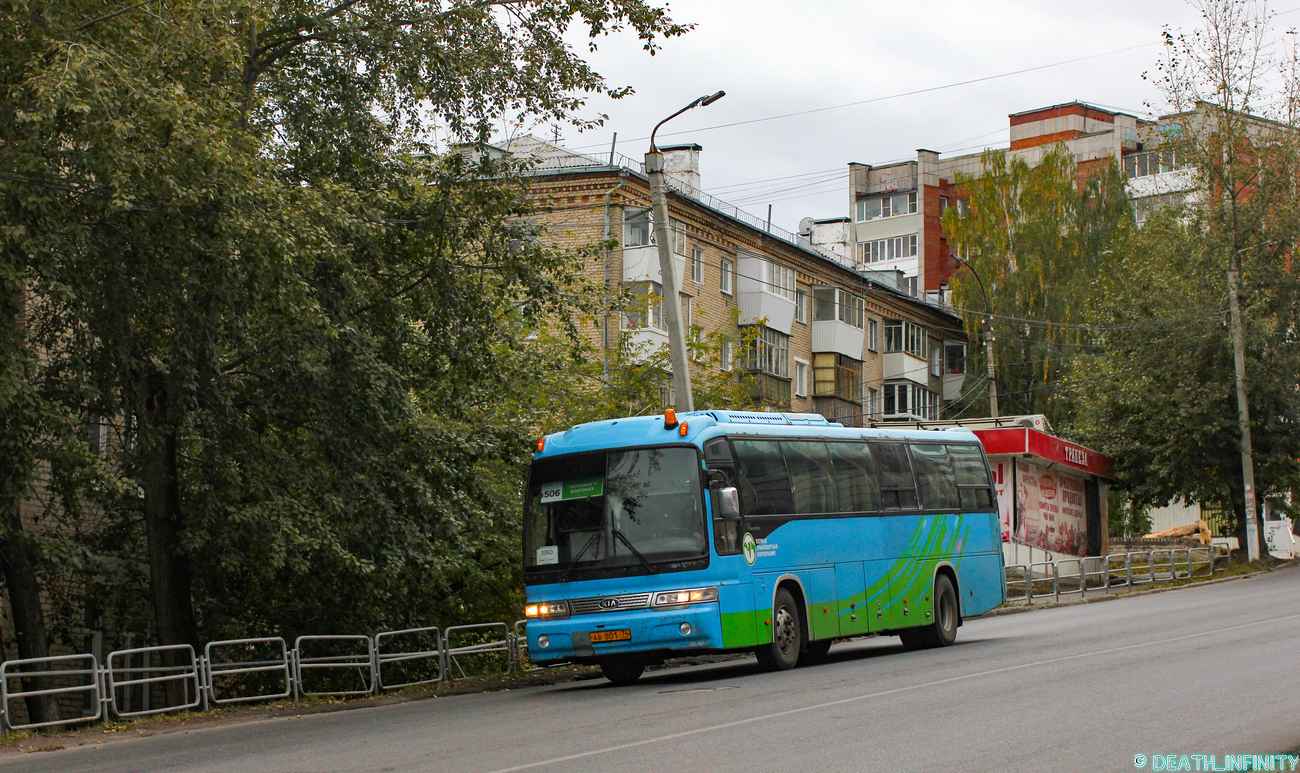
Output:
[909,444,960,511]
[948,444,995,510]
[874,442,918,511]
[828,442,881,513]
[704,438,741,555]
[781,441,837,515]
[733,439,794,516]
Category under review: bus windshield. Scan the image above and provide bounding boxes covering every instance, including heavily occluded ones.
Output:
[524,446,706,578]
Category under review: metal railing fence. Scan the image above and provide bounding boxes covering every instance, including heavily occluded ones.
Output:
[107,645,201,719]
[0,621,530,732]
[1005,546,1220,606]
[444,623,513,680]
[374,626,443,691]
[293,636,375,699]
[205,637,293,706]
[0,654,104,732]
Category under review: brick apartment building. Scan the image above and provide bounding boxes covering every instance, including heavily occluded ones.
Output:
[504,136,968,425]
[828,101,1199,302]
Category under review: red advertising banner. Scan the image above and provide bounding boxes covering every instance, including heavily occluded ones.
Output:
[1011,460,1088,557]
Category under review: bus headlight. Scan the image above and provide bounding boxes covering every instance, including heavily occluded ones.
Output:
[651,587,719,610]
[525,600,570,620]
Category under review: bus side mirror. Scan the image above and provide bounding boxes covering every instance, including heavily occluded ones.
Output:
[717,487,740,520]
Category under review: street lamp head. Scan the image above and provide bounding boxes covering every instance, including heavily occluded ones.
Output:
[650,89,727,151]
[698,90,726,107]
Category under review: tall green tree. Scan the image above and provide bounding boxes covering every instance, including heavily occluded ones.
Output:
[941,146,1133,428]
[1071,0,1300,547]
[1,0,688,666]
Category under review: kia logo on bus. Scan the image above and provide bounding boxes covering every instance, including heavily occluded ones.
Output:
[599,599,619,609]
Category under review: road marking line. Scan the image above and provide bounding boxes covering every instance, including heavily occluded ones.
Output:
[481,611,1300,773]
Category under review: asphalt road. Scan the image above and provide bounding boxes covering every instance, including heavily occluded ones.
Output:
[8,567,1299,773]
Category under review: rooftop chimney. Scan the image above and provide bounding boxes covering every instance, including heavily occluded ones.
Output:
[659,144,702,193]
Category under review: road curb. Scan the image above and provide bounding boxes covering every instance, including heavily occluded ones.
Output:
[975,558,1300,618]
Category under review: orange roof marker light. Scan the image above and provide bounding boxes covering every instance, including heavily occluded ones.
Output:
[536,437,545,453]
[663,409,679,430]
[679,422,688,437]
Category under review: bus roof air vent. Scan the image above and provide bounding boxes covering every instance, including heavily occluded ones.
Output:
[708,411,839,426]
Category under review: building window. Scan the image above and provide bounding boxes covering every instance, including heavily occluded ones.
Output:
[745,326,790,378]
[884,382,906,416]
[867,387,880,419]
[1123,147,1191,179]
[624,208,651,247]
[720,340,733,371]
[720,258,733,295]
[794,359,809,397]
[812,353,862,402]
[884,383,939,420]
[680,294,701,345]
[945,343,966,375]
[1132,192,1188,225]
[930,344,941,377]
[795,290,808,324]
[904,276,918,297]
[625,282,665,331]
[868,319,879,352]
[764,259,796,300]
[884,320,929,358]
[858,234,918,264]
[812,286,864,328]
[89,415,109,457]
[671,220,689,256]
[691,246,704,284]
[856,191,919,222]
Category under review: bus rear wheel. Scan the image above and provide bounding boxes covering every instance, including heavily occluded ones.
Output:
[755,588,804,671]
[900,574,959,650]
[599,657,645,685]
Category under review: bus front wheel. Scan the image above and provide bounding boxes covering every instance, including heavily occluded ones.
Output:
[900,574,959,650]
[755,588,804,671]
[599,657,645,685]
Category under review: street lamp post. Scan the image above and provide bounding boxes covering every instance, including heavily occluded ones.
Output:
[953,256,998,419]
[646,91,725,412]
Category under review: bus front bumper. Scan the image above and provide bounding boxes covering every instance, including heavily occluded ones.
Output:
[525,605,723,664]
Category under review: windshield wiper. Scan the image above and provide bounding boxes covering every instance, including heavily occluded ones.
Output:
[558,533,599,583]
[611,526,658,574]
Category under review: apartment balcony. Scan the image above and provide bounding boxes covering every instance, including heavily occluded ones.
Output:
[744,371,792,408]
[623,245,687,285]
[736,256,796,333]
[882,351,929,384]
[942,372,967,402]
[811,320,865,359]
[622,327,670,359]
[813,396,862,427]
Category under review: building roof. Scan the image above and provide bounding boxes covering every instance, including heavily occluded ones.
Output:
[503,135,959,323]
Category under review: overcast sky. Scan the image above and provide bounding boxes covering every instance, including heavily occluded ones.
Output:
[513,0,1274,232]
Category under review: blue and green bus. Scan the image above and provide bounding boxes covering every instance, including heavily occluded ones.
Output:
[522,410,1005,684]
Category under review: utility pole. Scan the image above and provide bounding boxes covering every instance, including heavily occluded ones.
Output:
[954,256,998,418]
[1227,252,1261,561]
[982,315,999,419]
[645,90,725,412]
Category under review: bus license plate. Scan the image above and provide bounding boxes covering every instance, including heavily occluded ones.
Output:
[589,629,632,643]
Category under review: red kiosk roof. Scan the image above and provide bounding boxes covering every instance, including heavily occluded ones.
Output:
[973,427,1114,479]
